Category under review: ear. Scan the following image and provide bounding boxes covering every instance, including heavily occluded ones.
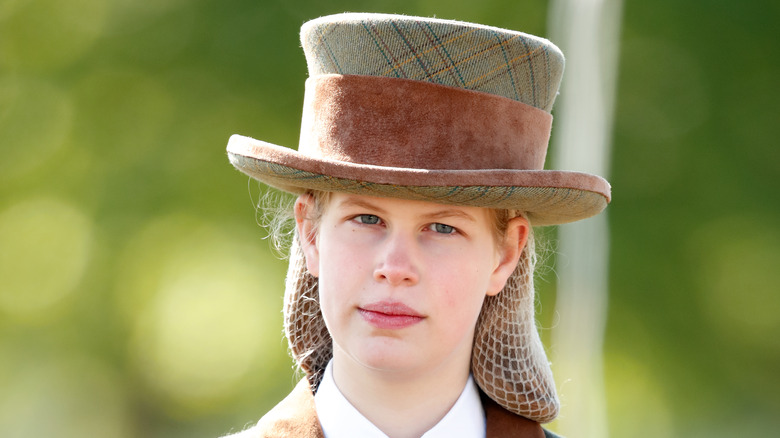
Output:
[294,194,320,277]
[486,216,530,296]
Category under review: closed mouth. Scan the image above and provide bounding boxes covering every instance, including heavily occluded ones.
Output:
[358,301,425,329]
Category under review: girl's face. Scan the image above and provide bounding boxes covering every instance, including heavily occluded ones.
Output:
[296,193,526,381]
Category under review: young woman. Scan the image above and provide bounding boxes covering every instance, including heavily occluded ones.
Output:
[223,12,611,438]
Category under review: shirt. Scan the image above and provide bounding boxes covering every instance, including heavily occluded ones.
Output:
[314,361,486,438]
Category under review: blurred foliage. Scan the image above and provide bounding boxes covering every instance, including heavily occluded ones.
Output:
[0,0,778,437]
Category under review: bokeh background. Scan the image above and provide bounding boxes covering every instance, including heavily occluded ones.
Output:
[1,0,778,437]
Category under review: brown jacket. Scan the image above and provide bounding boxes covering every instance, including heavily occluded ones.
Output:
[227,379,561,438]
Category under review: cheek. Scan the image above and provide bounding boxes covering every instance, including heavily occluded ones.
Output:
[436,260,491,315]
[316,237,368,312]
[435,283,487,348]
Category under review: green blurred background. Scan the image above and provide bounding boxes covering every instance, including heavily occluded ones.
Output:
[1,0,777,436]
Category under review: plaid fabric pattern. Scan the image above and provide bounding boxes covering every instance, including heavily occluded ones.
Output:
[302,13,564,112]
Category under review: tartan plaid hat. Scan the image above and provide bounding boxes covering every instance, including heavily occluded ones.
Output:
[226,12,610,225]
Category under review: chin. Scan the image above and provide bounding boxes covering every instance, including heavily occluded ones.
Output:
[352,343,418,373]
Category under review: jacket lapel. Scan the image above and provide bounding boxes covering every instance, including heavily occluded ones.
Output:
[482,393,546,438]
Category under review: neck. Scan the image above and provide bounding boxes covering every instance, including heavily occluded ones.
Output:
[331,348,472,438]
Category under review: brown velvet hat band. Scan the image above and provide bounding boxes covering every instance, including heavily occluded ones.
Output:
[299,74,553,172]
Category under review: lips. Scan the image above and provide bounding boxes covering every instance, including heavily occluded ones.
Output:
[358,301,425,329]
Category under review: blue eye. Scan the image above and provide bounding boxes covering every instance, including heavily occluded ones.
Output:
[432,223,455,234]
[357,214,380,225]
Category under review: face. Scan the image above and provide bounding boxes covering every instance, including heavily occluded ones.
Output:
[295,193,527,381]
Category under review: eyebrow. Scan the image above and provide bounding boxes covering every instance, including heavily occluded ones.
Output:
[421,209,478,223]
[337,197,389,214]
[337,197,477,223]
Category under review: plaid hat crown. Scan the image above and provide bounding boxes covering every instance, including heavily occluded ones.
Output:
[301,13,563,112]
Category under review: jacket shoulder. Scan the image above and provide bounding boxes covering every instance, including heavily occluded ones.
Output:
[221,379,324,438]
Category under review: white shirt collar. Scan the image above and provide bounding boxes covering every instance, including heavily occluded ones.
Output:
[314,360,486,438]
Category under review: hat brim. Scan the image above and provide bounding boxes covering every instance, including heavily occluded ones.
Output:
[227,135,611,226]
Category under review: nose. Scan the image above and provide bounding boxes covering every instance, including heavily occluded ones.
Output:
[373,231,420,286]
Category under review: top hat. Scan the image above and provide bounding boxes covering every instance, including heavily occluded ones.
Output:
[227,13,610,226]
